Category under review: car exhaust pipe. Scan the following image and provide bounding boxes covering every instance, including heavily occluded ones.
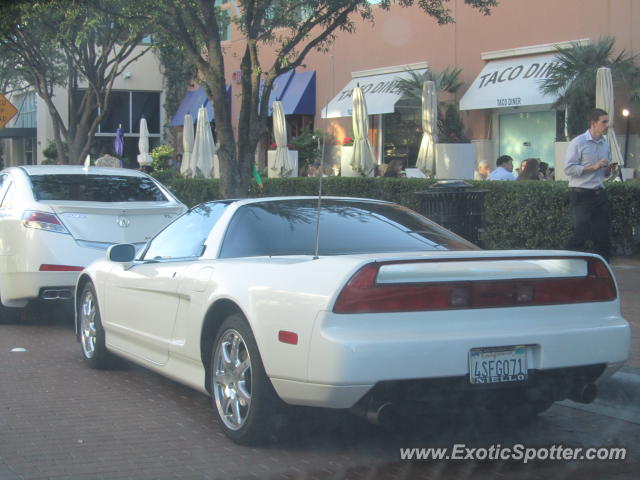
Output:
[569,383,598,404]
[41,289,74,301]
[350,398,395,426]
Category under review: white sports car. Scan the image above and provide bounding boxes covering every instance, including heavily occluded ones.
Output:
[0,165,186,321]
[75,197,629,444]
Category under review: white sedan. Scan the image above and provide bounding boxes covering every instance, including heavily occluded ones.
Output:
[75,197,629,445]
[0,165,186,321]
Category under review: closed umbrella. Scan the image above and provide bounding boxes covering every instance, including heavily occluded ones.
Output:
[192,106,215,178]
[137,118,153,166]
[351,86,375,177]
[595,67,624,174]
[415,81,438,175]
[181,114,194,177]
[271,101,294,177]
[114,124,124,157]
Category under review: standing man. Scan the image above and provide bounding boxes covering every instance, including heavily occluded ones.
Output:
[564,108,616,262]
[474,160,491,180]
[488,155,516,180]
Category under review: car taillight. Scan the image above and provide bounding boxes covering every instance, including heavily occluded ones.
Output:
[22,211,69,234]
[333,258,617,314]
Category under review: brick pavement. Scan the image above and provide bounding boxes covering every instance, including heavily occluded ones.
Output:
[0,257,639,479]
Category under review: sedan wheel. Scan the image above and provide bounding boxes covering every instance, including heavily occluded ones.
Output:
[78,283,113,369]
[211,313,286,445]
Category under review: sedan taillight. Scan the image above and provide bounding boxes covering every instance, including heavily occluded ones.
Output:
[333,258,617,314]
[22,211,69,234]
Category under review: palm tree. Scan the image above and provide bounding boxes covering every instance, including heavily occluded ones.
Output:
[395,65,464,101]
[395,66,465,140]
[539,37,639,138]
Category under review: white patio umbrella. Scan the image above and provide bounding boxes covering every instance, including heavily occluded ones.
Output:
[271,100,294,176]
[351,86,375,177]
[137,118,153,166]
[191,106,215,178]
[595,67,624,172]
[415,80,438,175]
[180,113,194,177]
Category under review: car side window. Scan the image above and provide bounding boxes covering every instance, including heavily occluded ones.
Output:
[142,202,228,261]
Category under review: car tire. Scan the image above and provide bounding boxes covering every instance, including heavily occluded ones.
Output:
[210,313,287,445]
[78,282,114,369]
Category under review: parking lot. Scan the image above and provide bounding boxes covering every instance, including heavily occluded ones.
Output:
[1,258,639,479]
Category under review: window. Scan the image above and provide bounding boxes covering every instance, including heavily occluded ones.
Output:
[13,92,37,128]
[219,199,478,258]
[143,202,229,261]
[88,90,161,135]
[29,174,168,202]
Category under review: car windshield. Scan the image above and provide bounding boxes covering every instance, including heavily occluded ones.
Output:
[219,199,479,258]
[29,174,168,202]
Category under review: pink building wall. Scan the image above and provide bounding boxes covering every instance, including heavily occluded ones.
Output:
[220,0,639,143]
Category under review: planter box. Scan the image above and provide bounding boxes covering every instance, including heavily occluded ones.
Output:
[435,143,476,179]
[340,145,375,177]
[267,150,298,178]
[340,145,355,177]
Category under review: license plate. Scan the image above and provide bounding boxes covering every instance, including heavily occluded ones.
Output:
[469,346,528,384]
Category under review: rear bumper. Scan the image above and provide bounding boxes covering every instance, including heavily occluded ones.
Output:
[269,302,629,408]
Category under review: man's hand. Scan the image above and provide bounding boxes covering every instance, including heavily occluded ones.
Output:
[605,162,618,175]
[584,159,609,172]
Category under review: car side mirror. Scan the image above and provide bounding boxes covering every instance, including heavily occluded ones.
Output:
[108,244,136,263]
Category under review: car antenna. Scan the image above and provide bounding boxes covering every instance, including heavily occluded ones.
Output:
[314,47,337,260]
[312,133,326,260]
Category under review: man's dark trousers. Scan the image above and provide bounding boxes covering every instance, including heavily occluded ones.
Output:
[567,187,611,262]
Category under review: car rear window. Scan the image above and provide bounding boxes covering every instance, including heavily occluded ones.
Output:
[29,174,168,202]
[219,199,479,258]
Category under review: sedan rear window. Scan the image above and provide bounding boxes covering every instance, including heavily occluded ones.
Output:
[219,199,478,258]
[30,174,168,202]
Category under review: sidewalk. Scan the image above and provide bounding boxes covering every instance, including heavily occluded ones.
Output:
[610,256,640,368]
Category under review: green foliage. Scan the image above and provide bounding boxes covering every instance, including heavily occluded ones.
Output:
[41,140,69,163]
[42,141,59,161]
[540,37,640,137]
[154,174,640,255]
[395,66,467,141]
[150,144,175,171]
[440,104,468,143]
[289,128,323,168]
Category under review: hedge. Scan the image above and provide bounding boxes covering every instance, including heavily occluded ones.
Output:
[153,171,640,255]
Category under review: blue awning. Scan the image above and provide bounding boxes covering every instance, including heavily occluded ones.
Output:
[169,86,231,127]
[267,70,316,115]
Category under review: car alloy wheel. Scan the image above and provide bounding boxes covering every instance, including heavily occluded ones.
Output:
[212,328,253,431]
[80,288,97,359]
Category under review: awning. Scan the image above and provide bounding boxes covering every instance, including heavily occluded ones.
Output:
[460,53,559,111]
[267,70,316,115]
[169,86,231,127]
[321,68,426,119]
[0,127,36,138]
